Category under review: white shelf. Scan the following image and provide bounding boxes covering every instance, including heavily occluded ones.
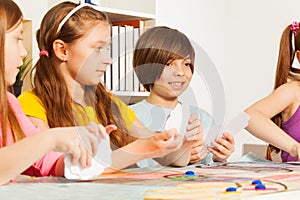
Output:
[98,6,155,22]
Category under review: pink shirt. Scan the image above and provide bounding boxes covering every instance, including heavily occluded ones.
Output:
[0,92,62,177]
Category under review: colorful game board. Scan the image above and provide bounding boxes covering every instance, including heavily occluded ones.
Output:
[5,161,300,199]
[89,162,300,199]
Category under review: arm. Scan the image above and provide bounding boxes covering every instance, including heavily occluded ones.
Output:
[245,82,300,159]
[0,126,99,185]
[108,119,182,170]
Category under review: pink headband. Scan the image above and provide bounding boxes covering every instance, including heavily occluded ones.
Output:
[290,21,300,35]
[39,50,49,58]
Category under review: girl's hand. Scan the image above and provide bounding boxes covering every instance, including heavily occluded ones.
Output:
[209,132,235,162]
[86,122,117,139]
[144,128,183,158]
[52,123,117,168]
[290,143,300,161]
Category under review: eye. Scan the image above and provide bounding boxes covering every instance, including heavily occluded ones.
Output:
[185,62,192,67]
[96,46,103,51]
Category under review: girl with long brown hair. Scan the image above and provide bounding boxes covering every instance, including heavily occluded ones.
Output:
[245,21,300,162]
[0,0,104,185]
[19,1,182,170]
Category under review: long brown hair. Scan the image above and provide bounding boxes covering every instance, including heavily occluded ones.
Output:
[0,0,26,147]
[32,2,134,148]
[133,26,195,91]
[266,24,300,160]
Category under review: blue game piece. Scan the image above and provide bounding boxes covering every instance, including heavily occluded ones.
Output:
[184,170,195,176]
[226,187,237,192]
[252,180,262,185]
[255,184,266,190]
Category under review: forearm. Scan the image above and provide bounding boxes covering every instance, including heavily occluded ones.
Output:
[110,140,148,170]
[0,131,54,185]
[155,141,191,167]
[245,109,298,154]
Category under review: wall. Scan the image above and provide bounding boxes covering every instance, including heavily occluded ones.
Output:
[15,0,300,161]
[156,0,300,161]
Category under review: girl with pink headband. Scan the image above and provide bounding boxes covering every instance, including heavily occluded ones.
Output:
[245,21,300,162]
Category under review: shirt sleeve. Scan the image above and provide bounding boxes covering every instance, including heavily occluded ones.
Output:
[18,90,48,122]
[111,95,136,130]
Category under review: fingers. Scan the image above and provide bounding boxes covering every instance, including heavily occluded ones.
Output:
[185,114,203,141]
[158,128,176,141]
[79,144,88,168]
[209,133,235,162]
[222,132,234,145]
[86,122,117,139]
[97,124,107,139]
[86,122,99,136]
[189,140,208,164]
[87,132,99,157]
[105,124,117,134]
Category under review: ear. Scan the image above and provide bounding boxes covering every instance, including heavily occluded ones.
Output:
[53,39,68,62]
[296,50,300,63]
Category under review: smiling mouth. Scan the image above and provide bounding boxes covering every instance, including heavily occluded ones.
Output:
[169,82,185,87]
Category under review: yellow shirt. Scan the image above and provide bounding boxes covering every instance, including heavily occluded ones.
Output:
[18,90,136,130]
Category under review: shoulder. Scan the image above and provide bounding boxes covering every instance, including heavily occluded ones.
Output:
[7,92,21,109]
[274,81,300,101]
[129,100,148,112]
[18,90,41,103]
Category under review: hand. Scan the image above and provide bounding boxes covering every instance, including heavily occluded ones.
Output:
[86,122,117,139]
[51,123,117,168]
[209,132,235,162]
[184,113,207,164]
[144,128,183,158]
[185,113,203,141]
[189,139,208,164]
[290,143,300,161]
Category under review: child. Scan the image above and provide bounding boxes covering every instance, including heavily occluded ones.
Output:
[245,21,300,162]
[0,0,107,185]
[18,1,183,171]
[130,26,235,167]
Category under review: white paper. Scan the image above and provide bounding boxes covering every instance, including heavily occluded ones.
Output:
[64,134,112,180]
[165,103,182,135]
[204,112,251,147]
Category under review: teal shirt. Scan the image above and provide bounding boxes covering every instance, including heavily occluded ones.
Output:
[130,100,214,166]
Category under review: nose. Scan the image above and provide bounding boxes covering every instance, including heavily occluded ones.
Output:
[20,42,27,59]
[103,56,112,65]
[173,64,184,77]
[101,49,112,65]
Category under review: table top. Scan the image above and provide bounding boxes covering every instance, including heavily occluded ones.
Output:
[2,154,300,200]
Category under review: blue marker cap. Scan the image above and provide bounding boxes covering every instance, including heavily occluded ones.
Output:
[226,187,237,192]
[184,170,195,176]
[255,184,266,190]
[252,180,262,185]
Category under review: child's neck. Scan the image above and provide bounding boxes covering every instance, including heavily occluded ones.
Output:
[146,93,179,109]
[66,78,86,106]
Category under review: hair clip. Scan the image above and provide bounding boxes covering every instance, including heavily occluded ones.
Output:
[39,50,49,58]
[290,21,300,35]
